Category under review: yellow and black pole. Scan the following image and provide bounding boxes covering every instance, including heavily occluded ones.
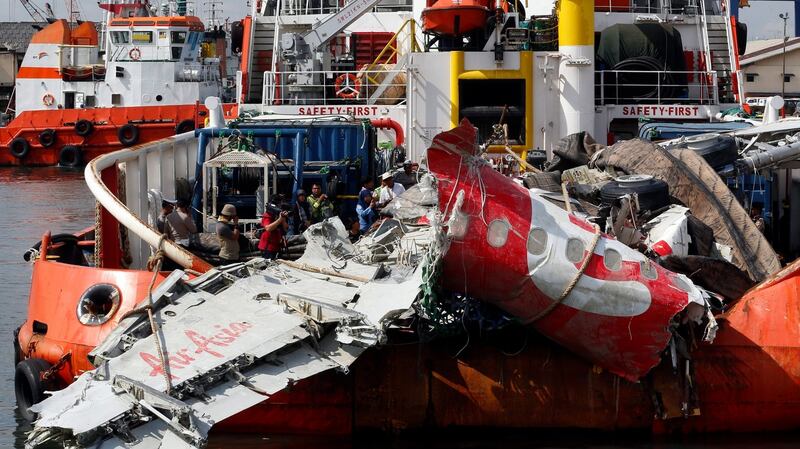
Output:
[558,0,595,137]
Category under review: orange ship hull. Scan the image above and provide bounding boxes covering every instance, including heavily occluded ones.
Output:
[18,249,800,434]
[0,103,238,166]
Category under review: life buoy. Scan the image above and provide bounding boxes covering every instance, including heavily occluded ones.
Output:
[38,129,56,148]
[74,119,94,137]
[42,93,56,106]
[58,145,82,167]
[175,119,195,135]
[15,358,54,422]
[9,137,30,159]
[118,124,140,147]
[129,47,141,61]
[334,73,361,99]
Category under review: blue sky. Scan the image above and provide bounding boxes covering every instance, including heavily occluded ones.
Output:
[1,0,792,42]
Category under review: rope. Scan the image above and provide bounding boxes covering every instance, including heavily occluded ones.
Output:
[527,223,602,324]
[146,235,172,393]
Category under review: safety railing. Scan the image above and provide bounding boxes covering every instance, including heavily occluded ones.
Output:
[258,0,411,17]
[594,0,721,15]
[596,70,719,105]
[262,68,407,105]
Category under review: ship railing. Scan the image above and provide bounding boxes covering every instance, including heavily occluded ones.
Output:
[86,131,211,272]
[595,0,721,16]
[596,70,719,105]
[176,64,220,83]
[259,0,412,17]
[262,68,407,106]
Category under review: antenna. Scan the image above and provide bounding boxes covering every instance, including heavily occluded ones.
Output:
[203,0,223,27]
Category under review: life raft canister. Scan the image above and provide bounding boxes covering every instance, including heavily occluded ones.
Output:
[334,73,361,99]
[129,47,142,61]
[42,93,56,106]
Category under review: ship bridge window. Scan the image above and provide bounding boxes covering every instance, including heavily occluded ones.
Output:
[458,79,526,146]
[132,31,154,44]
[110,31,130,44]
[172,31,187,44]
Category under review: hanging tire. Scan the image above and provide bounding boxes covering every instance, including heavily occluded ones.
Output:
[15,358,54,421]
[118,124,140,147]
[600,174,670,212]
[58,145,83,167]
[74,119,94,137]
[175,119,195,135]
[38,129,56,148]
[9,137,30,159]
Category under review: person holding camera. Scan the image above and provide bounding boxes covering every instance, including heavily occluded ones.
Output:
[259,204,289,260]
[216,204,240,262]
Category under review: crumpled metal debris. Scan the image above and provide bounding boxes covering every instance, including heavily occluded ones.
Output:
[27,218,435,449]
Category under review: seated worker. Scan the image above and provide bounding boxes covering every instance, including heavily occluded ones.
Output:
[156,200,174,234]
[216,204,240,262]
[165,198,197,246]
[393,160,417,190]
[258,203,289,260]
[291,189,312,235]
[308,183,334,223]
[378,171,406,207]
[356,178,377,233]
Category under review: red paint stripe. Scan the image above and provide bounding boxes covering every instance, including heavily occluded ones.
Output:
[17,67,61,79]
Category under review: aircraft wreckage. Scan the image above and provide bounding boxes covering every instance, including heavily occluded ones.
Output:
[24,121,800,447]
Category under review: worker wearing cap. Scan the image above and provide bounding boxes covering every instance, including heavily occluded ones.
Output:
[216,204,240,262]
[378,171,405,207]
[393,160,417,190]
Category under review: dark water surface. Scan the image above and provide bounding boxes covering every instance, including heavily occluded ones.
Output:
[0,168,796,448]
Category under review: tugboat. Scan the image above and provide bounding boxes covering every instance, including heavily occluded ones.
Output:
[0,2,228,166]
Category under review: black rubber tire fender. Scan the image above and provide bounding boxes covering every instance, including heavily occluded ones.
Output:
[38,129,57,148]
[74,119,94,137]
[23,233,79,262]
[15,358,54,421]
[9,137,31,159]
[600,175,670,211]
[118,124,140,147]
[58,145,83,167]
[175,119,195,135]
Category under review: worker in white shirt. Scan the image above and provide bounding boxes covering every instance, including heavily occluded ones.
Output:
[378,171,405,207]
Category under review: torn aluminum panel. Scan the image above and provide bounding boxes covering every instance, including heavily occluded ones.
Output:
[427,120,711,381]
[27,218,434,449]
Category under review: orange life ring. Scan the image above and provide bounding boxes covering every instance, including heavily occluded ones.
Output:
[334,73,361,99]
[129,47,141,61]
[42,93,56,106]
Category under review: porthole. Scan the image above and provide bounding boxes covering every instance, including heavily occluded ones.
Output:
[76,284,121,326]
[603,248,622,271]
[566,238,585,263]
[527,227,548,255]
[640,261,658,280]
[487,219,510,248]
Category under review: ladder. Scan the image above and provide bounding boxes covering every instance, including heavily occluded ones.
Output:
[699,0,735,103]
[362,19,420,105]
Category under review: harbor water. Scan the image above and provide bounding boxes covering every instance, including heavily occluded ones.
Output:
[0,168,797,448]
